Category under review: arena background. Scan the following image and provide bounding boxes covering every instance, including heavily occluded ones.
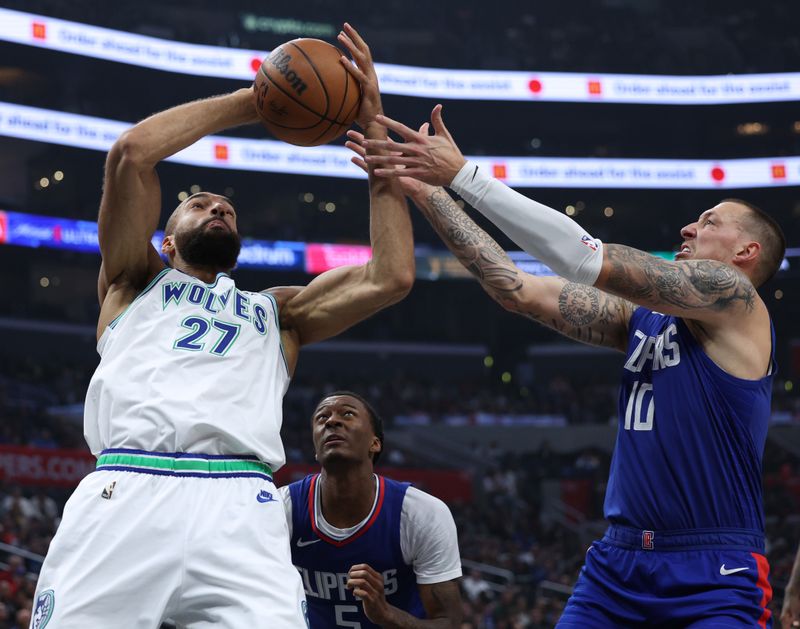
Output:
[0,1,799,627]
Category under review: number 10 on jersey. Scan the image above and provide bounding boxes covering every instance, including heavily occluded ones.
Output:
[624,381,654,431]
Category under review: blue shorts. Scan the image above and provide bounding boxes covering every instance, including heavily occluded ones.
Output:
[557,525,772,629]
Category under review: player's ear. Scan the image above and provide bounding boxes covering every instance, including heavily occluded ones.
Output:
[369,437,382,457]
[162,234,175,256]
[733,239,760,266]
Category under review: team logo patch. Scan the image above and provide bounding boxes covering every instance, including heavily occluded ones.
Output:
[301,600,309,628]
[642,530,654,550]
[256,489,277,503]
[32,589,55,628]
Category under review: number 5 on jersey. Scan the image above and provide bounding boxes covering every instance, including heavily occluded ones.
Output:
[624,381,654,431]
[335,604,361,628]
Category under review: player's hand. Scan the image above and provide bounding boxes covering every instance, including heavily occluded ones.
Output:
[362,104,467,187]
[345,127,437,199]
[781,588,800,629]
[338,23,382,129]
[346,563,395,626]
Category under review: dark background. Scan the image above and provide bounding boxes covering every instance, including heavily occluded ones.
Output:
[0,2,798,628]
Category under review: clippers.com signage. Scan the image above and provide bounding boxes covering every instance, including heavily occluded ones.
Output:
[0,446,95,487]
[0,447,474,502]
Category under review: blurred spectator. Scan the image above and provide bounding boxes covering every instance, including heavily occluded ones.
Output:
[462,569,493,603]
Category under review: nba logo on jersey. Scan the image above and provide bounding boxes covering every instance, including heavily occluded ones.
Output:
[580,234,599,251]
[642,530,654,550]
[32,589,55,628]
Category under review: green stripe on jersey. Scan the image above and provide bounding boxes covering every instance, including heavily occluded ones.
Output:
[96,452,272,476]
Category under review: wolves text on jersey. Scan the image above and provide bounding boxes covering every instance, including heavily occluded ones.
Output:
[624,323,681,374]
[162,281,269,335]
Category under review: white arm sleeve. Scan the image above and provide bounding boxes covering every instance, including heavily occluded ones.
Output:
[450,161,604,285]
[400,487,462,585]
[277,485,293,538]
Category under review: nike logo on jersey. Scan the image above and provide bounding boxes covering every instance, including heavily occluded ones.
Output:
[297,538,321,547]
[256,490,277,503]
[719,564,748,576]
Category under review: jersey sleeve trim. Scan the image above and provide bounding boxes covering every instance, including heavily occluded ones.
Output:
[108,267,171,331]
[261,291,290,379]
[416,569,463,585]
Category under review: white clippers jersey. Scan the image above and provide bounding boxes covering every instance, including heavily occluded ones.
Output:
[85,268,290,467]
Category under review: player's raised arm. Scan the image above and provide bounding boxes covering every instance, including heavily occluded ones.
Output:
[274,24,414,352]
[345,130,634,352]
[97,89,258,308]
[362,107,776,328]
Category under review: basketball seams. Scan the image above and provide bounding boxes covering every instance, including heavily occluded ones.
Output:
[307,61,353,145]
[258,65,350,127]
[287,42,331,119]
[254,39,361,146]
[330,60,351,124]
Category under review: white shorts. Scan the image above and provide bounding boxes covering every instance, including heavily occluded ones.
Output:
[31,450,308,629]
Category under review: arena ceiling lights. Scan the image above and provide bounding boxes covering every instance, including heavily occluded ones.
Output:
[3,7,800,105]
[1,101,798,189]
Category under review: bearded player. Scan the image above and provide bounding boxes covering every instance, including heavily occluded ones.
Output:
[31,25,414,629]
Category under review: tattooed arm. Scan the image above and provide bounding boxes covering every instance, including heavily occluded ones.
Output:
[412,187,636,352]
[595,244,757,323]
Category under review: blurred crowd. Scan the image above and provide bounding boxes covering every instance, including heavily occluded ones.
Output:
[0,484,66,628]
[0,358,798,627]
[0,440,793,627]
[3,360,799,460]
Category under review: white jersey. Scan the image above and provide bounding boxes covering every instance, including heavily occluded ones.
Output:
[85,267,289,467]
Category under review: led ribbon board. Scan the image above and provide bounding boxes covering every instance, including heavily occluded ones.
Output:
[1,102,798,189]
[3,8,800,104]
[0,210,792,275]
[0,210,305,270]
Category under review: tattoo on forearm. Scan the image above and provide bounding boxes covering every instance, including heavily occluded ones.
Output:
[420,189,631,350]
[558,283,600,326]
[550,281,634,348]
[424,189,523,297]
[604,244,756,312]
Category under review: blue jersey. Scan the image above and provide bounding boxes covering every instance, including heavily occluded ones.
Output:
[288,474,424,629]
[604,308,775,533]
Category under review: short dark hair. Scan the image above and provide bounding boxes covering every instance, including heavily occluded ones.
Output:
[721,198,786,286]
[315,391,384,465]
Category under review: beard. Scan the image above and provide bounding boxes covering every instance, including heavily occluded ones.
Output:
[174,222,242,270]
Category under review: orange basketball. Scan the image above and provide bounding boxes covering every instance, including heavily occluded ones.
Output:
[253,39,362,147]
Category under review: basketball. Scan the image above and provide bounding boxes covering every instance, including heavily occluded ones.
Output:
[253,39,362,147]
